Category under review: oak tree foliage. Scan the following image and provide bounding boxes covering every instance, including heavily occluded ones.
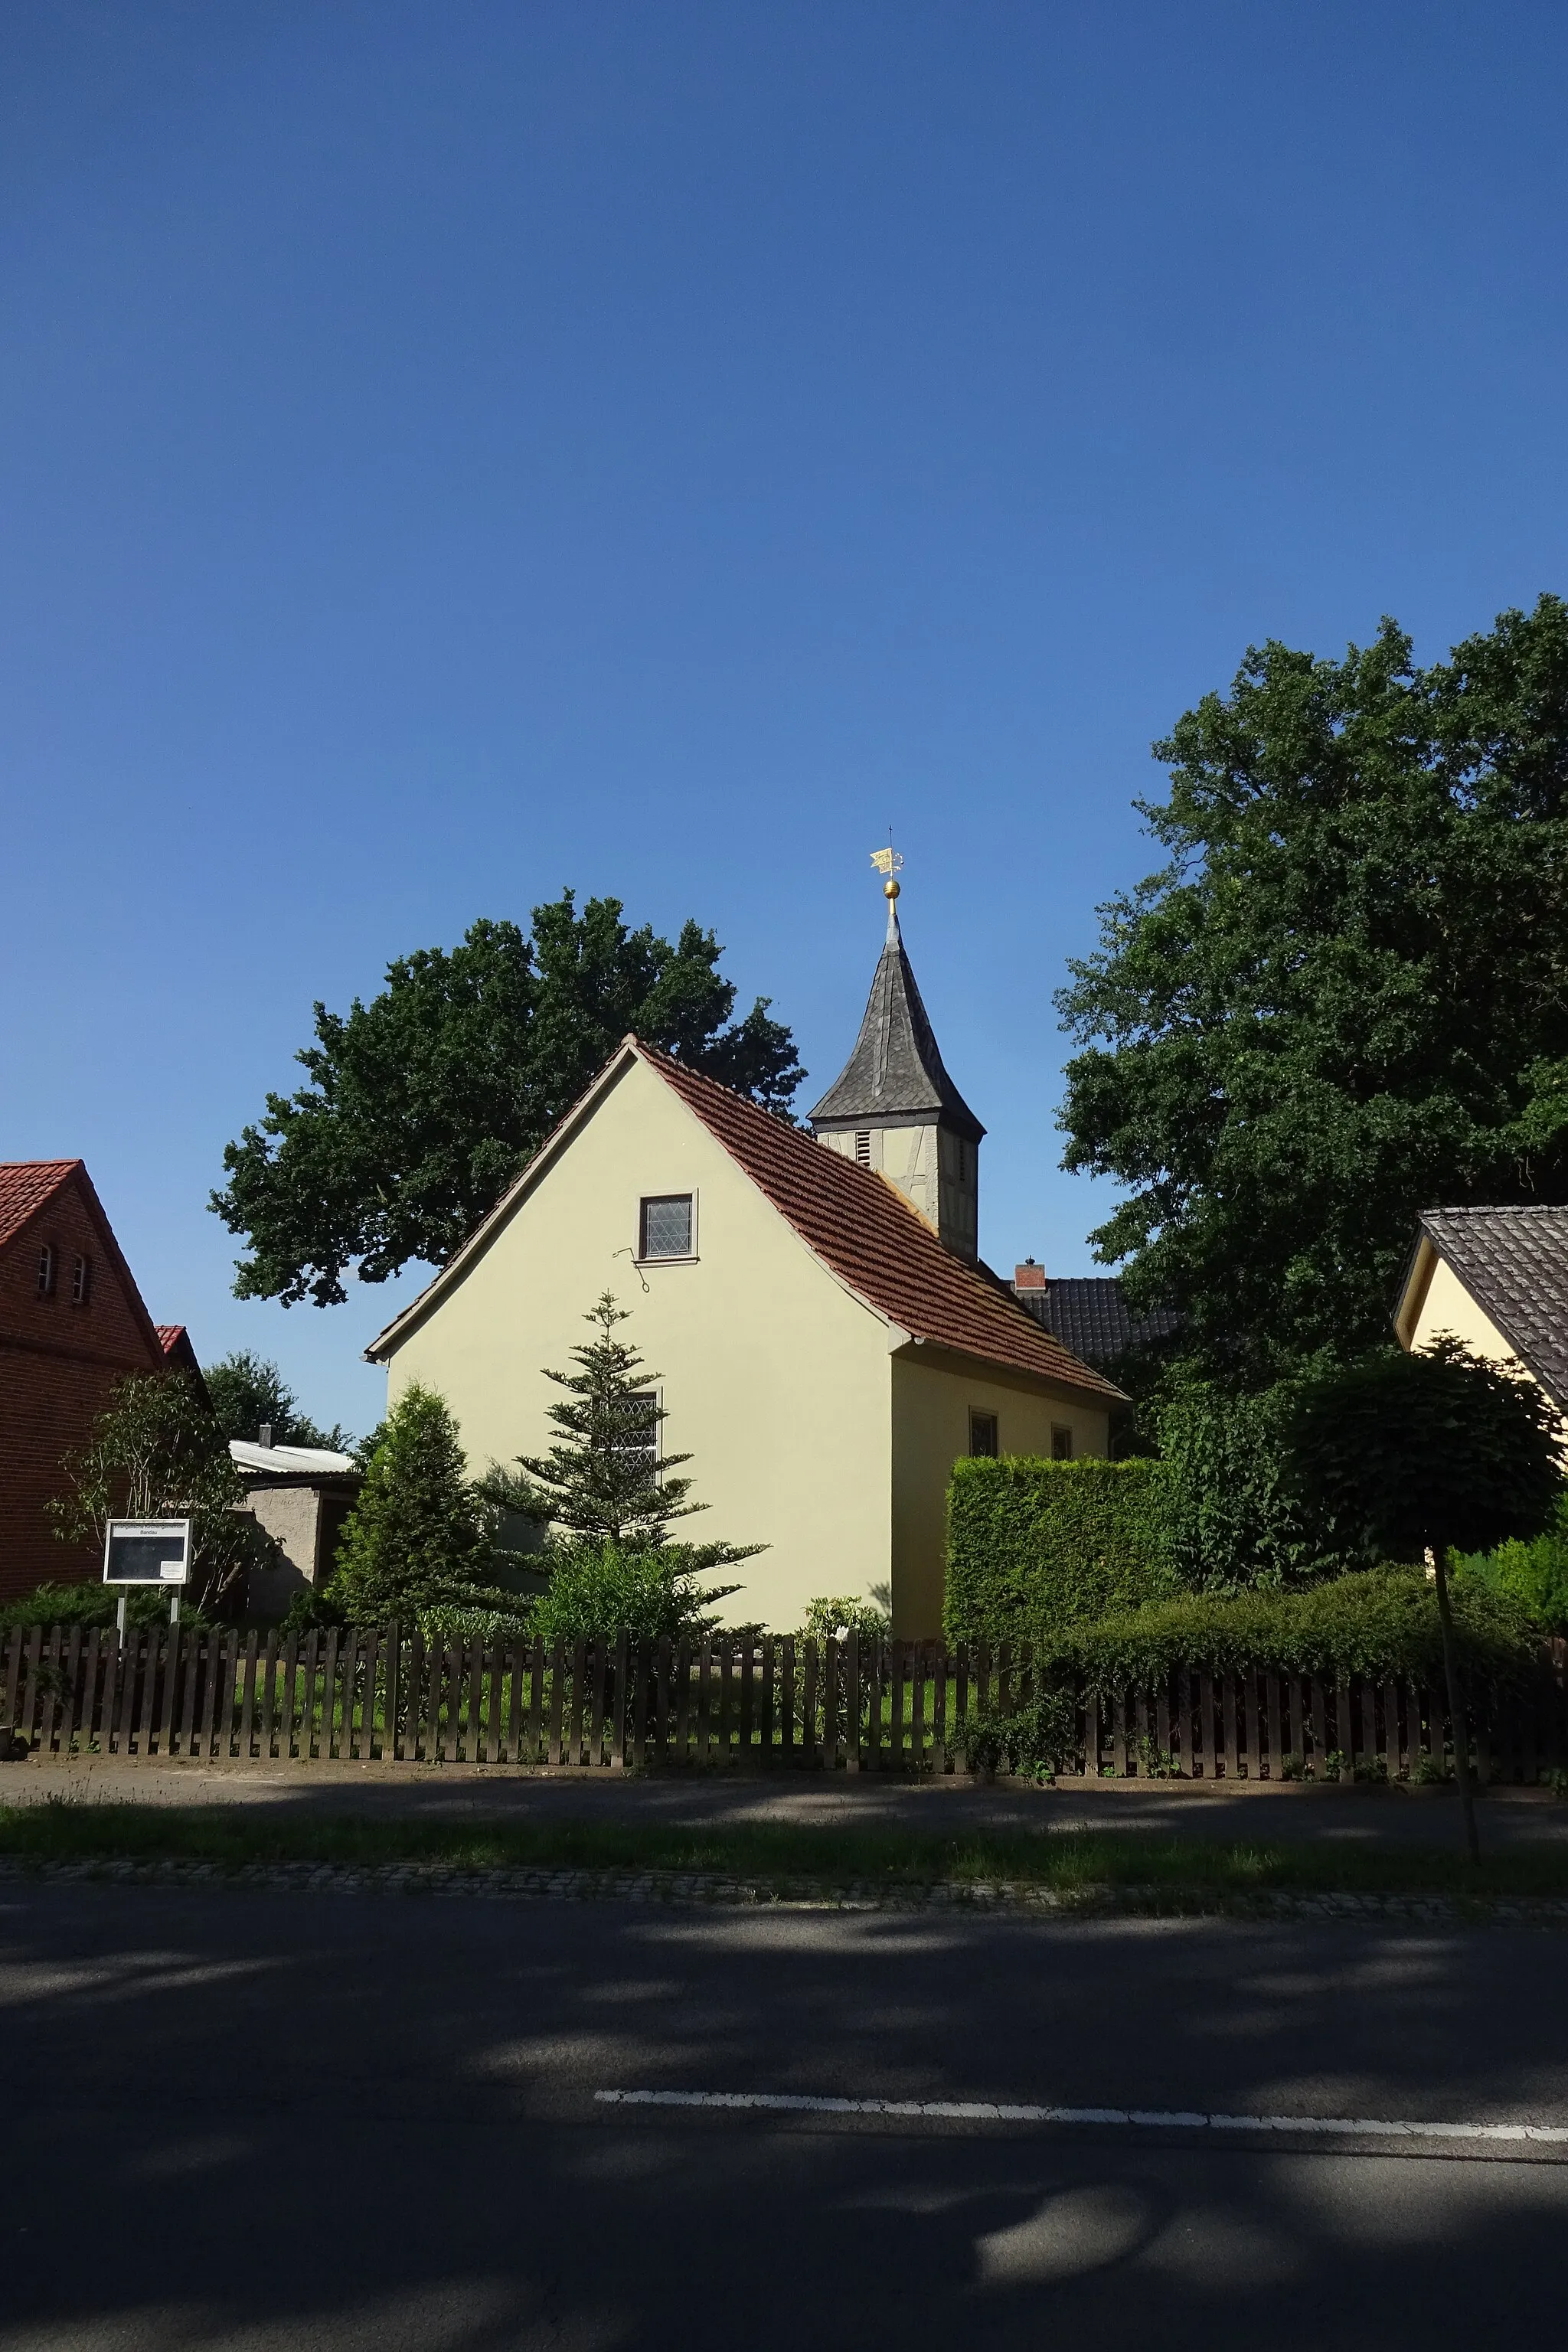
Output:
[1058,597,1568,1383]
[213,893,803,1306]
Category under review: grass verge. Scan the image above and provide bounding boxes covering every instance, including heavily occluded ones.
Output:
[2,1801,1568,1906]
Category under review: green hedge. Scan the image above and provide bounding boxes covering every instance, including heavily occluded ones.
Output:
[0,1581,214,1634]
[945,1456,1180,1645]
[1036,1569,1539,1695]
[1455,1494,1568,1632]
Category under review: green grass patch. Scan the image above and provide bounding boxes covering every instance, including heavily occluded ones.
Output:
[4,1800,1568,1906]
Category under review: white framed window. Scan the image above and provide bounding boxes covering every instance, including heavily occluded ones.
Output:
[1051,1424,1074,1461]
[854,1131,871,1165]
[639,1194,695,1261]
[36,1245,55,1299]
[969,1410,999,1458]
[71,1254,92,1306]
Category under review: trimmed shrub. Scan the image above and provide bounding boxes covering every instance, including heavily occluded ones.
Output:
[945,1456,1180,1646]
[1036,1568,1539,1696]
[528,1541,739,1648]
[1159,1382,1356,1589]
[796,1596,890,1645]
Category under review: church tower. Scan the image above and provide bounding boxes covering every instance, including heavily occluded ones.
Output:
[808,864,985,1262]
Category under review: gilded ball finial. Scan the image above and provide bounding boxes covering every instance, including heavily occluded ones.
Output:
[884,877,900,901]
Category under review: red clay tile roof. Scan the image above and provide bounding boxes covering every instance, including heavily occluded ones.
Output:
[643,1045,1123,1400]
[0,1161,81,1250]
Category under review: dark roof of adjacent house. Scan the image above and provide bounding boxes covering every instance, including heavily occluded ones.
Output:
[1414,1205,1568,1408]
[0,1160,80,1250]
[1013,1275,1184,1370]
[806,902,985,1141]
[650,1047,1116,1396]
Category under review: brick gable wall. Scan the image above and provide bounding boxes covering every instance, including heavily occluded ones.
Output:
[0,1173,167,1600]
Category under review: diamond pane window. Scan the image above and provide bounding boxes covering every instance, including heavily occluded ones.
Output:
[640,1194,694,1259]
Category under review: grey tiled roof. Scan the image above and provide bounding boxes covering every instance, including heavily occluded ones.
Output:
[808,906,985,1141]
[1014,1276,1183,1368]
[1418,1206,1568,1409]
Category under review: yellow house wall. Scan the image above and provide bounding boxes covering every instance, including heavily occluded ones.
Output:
[382,1057,897,1631]
[1408,1255,1524,1378]
[888,1351,1112,1639]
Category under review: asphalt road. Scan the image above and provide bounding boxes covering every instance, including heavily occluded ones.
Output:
[5,1879,1567,2348]
[12,1753,1568,1847]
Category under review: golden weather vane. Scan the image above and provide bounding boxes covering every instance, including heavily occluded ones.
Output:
[869,841,903,902]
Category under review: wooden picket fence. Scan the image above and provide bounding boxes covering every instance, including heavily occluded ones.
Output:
[3,1622,1566,1782]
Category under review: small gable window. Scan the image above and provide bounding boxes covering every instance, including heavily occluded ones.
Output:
[71,1255,92,1306]
[1051,1425,1074,1461]
[969,1410,999,1458]
[639,1194,694,1261]
[36,1245,55,1299]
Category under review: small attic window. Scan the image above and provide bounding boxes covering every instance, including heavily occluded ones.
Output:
[639,1194,694,1260]
[71,1254,92,1306]
[36,1245,56,1299]
[854,1132,871,1165]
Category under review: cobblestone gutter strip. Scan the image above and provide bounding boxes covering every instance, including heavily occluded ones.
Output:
[2,1854,1567,1925]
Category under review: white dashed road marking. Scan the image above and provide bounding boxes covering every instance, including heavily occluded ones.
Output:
[595,2089,1568,2144]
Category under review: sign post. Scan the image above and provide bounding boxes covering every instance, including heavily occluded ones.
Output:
[103,1519,191,1630]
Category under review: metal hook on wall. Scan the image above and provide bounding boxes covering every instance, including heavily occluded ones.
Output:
[611,1246,650,1295]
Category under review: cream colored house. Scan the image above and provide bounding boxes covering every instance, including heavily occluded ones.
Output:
[1395,1205,1568,1423]
[367,888,1121,1635]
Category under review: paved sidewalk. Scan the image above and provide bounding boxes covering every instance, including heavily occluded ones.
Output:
[6,1753,1567,1847]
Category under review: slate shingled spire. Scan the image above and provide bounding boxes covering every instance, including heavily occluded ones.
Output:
[808,890,984,1141]
[808,879,984,1260]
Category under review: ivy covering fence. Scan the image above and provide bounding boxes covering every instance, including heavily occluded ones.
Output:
[2,1616,1564,1786]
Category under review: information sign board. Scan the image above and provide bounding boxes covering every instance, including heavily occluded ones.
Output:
[102,1518,192,1586]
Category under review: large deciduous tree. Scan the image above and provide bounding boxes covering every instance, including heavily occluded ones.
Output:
[1058,597,1568,1385]
[212,893,803,1306]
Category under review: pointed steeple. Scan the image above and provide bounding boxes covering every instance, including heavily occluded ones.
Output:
[809,867,984,1259]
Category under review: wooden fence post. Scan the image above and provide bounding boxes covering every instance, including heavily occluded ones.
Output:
[654,1636,671,1766]
[673,1638,691,1766]
[780,1637,795,1764]
[803,1638,820,1768]
[616,1637,635,1769]
[486,1640,505,1766]
[760,1635,776,1763]
[237,1631,259,1762]
[525,1636,544,1766]
[548,1641,565,1766]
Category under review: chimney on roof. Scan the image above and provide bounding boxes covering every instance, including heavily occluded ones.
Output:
[259,1422,273,1451]
[1013,1259,1047,1290]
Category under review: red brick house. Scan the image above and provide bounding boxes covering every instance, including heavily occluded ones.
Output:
[0,1162,197,1602]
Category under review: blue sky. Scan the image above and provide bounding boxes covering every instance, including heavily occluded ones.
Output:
[3,1,1566,1438]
